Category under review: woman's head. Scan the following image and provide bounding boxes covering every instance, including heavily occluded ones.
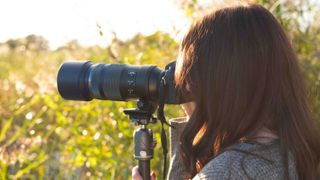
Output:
[175,3,320,179]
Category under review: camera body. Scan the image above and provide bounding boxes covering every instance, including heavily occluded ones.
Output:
[57,60,189,104]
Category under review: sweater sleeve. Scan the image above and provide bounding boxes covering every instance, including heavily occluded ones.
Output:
[167,117,188,180]
[192,151,240,180]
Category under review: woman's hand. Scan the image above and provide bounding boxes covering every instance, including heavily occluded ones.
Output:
[132,166,156,180]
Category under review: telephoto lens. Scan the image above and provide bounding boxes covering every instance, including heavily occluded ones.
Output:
[57,60,189,104]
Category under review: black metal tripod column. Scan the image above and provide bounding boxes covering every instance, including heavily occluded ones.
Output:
[134,126,155,180]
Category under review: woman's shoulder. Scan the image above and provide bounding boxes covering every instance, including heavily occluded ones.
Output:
[194,140,298,180]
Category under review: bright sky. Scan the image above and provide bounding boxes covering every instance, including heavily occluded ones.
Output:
[0,0,189,49]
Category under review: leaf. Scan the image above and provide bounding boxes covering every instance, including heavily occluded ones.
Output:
[0,117,13,142]
[11,152,48,179]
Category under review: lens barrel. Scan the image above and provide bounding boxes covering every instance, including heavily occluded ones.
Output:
[57,61,163,101]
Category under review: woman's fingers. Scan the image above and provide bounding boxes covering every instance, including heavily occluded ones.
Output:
[151,171,156,180]
[132,166,142,180]
[132,166,157,180]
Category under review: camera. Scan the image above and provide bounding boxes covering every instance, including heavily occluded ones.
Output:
[56,60,189,180]
[57,60,190,104]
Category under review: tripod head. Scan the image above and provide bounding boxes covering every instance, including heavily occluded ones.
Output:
[124,100,158,126]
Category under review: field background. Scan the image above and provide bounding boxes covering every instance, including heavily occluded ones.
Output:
[0,0,319,179]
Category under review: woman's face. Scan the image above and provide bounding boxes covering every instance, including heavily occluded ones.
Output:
[181,101,196,119]
[181,83,196,118]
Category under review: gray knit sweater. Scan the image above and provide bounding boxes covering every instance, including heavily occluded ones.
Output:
[167,118,298,180]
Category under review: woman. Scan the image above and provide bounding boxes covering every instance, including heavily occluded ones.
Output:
[133,3,320,180]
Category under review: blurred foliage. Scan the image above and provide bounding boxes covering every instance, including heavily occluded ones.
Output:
[0,0,319,179]
[4,34,49,52]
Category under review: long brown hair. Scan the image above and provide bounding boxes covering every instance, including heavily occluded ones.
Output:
[175,3,320,179]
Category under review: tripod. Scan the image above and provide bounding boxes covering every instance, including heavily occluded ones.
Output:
[124,100,158,180]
